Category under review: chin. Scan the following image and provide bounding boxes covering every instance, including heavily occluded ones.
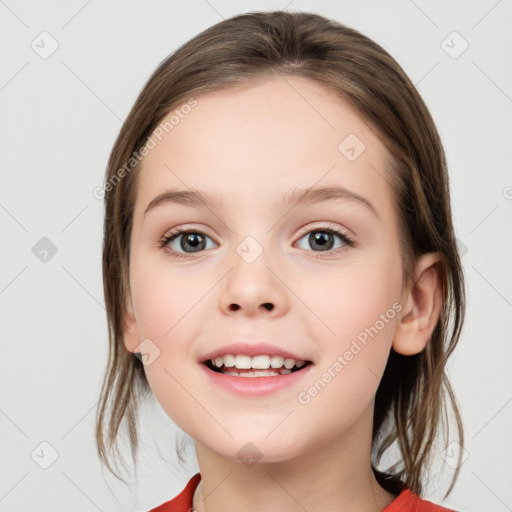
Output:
[197,433,309,466]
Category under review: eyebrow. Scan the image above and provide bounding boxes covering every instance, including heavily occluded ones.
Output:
[143,185,378,217]
[144,188,226,216]
[283,185,378,217]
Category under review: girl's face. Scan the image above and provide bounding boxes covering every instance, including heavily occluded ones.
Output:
[124,75,407,464]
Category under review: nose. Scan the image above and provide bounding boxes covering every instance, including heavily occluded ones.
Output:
[219,250,289,318]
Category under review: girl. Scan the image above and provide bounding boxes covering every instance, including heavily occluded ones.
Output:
[96,10,465,512]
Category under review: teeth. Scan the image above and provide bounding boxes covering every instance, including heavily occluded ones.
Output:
[234,354,252,369]
[253,355,272,369]
[209,354,307,371]
[223,369,291,377]
[270,355,284,368]
[223,354,235,367]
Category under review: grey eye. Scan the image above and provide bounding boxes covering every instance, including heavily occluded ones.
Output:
[296,230,347,252]
[166,231,217,253]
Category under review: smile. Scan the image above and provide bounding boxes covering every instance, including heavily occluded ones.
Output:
[204,354,312,377]
[200,356,314,396]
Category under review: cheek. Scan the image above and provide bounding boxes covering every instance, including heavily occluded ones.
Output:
[295,249,402,409]
[137,284,177,335]
[301,247,403,346]
[130,253,199,339]
[296,306,399,437]
[129,258,208,421]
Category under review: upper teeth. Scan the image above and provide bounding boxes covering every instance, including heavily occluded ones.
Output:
[211,354,306,370]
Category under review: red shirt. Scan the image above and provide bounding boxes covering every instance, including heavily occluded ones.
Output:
[148,473,456,511]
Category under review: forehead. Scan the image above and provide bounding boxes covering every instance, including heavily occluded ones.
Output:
[134,75,394,218]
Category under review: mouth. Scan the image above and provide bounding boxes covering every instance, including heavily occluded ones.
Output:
[202,358,313,377]
[200,354,315,396]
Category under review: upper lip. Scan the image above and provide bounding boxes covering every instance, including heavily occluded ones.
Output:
[200,342,312,363]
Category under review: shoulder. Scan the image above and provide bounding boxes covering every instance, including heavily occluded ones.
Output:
[383,488,457,511]
[148,472,201,512]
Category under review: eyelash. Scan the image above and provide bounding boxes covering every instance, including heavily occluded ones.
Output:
[158,224,356,260]
[158,227,212,260]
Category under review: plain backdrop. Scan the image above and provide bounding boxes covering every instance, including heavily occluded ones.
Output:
[1,1,511,511]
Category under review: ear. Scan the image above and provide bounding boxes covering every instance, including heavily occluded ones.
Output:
[393,252,444,356]
[123,294,140,353]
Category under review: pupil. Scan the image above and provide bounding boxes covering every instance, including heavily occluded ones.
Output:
[182,233,205,252]
[310,231,333,251]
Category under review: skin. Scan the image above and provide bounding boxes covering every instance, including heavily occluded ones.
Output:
[123,74,443,512]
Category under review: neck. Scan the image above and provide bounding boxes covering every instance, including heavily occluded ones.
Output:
[191,403,396,512]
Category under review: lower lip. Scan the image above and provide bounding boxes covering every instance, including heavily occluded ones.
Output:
[199,362,314,397]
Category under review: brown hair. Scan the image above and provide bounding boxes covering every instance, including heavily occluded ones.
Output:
[95,10,465,498]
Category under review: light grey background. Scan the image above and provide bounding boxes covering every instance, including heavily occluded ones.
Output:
[1,1,511,511]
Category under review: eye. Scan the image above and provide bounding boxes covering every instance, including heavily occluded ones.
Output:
[159,228,218,258]
[295,225,355,256]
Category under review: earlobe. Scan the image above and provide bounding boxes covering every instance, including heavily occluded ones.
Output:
[123,297,140,353]
[392,253,444,356]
